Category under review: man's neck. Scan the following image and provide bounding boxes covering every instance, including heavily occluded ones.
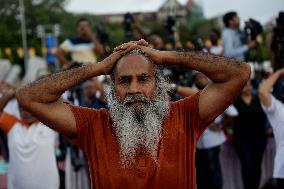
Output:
[228,26,237,31]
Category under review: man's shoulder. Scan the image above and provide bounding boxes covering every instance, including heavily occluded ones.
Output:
[3,98,21,119]
[170,92,200,113]
[68,104,109,120]
[172,92,199,104]
[69,36,92,45]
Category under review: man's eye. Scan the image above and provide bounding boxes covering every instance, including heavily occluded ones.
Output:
[139,76,149,82]
[119,79,129,85]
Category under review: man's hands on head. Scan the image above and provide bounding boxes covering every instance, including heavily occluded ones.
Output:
[114,39,148,51]
[99,46,138,75]
[101,39,165,75]
[114,39,167,65]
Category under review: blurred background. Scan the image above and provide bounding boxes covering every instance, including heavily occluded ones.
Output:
[1,1,284,189]
[0,0,283,80]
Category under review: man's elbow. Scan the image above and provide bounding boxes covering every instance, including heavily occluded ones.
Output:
[15,87,31,109]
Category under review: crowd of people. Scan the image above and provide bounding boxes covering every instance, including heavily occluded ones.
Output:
[0,10,284,189]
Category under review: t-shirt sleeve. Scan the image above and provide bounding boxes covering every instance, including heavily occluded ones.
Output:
[0,112,18,133]
[3,99,21,119]
[174,92,208,142]
[67,104,97,150]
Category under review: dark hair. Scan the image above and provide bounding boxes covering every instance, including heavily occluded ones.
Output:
[76,18,91,26]
[223,12,237,27]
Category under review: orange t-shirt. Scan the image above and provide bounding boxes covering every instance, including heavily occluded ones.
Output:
[68,92,207,189]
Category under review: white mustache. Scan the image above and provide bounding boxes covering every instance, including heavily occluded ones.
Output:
[123,95,150,106]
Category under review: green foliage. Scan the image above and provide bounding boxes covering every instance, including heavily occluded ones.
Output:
[0,0,70,57]
[106,24,125,47]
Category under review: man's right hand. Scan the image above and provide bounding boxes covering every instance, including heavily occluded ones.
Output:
[100,41,148,75]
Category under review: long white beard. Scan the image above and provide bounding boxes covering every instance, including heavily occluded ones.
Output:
[106,82,170,166]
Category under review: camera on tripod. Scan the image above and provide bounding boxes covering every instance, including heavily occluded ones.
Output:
[96,24,109,46]
[270,12,284,101]
[164,15,177,47]
[271,11,284,70]
[243,18,263,42]
[165,15,176,34]
[123,13,134,39]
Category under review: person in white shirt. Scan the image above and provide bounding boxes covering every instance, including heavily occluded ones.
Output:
[259,68,284,189]
[0,97,59,189]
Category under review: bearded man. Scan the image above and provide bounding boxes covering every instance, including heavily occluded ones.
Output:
[16,39,250,189]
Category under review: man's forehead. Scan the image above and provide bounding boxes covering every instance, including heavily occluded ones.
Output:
[114,54,154,76]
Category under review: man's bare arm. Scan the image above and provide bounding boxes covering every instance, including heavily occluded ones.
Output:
[259,69,284,107]
[115,45,250,125]
[163,51,250,125]
[16,50,124,138]
[114,40,250,125]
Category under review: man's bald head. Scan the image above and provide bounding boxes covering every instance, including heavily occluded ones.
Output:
[112,49,153,80]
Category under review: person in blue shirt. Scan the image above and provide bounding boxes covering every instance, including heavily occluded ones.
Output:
[222,11,256,61]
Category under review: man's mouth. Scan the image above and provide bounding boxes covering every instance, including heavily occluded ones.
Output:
[125,100,146,106]
[123,95,149,106]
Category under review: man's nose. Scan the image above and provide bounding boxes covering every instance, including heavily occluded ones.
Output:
[128,81,142,95]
